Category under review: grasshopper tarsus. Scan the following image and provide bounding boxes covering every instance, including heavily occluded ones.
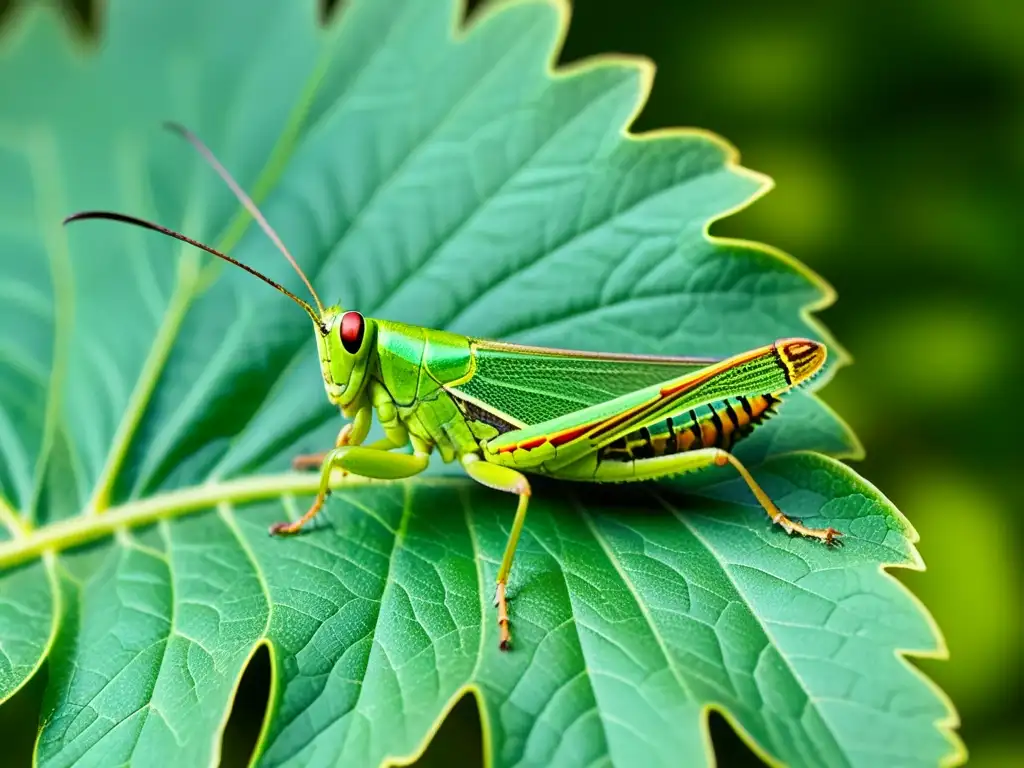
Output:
[797,521,843,547]
[268,522,293,537]
[268,521,313,537]
[823,528,844,547]
[268,518,311,537]
[495,581,513,651]
[770,509,842,548]
[269,493,329,537]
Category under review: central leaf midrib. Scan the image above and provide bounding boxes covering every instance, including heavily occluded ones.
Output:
[0,474,454,571]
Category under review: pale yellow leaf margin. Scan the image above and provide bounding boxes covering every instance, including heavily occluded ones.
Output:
[0,0,963,767]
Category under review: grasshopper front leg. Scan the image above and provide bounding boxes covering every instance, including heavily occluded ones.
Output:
[460,454,531,651]
[291,415,362,470]
[271,391,426,536]
[270,443,430,535]
[270,438,430,535]
[291,378,406,471]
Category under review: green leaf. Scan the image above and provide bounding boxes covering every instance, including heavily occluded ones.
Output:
[0,0,961,766]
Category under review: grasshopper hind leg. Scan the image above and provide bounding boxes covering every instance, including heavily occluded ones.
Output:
[712,450,842,546]
[553,448,842,546]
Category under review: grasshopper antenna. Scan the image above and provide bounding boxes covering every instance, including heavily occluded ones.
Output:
[63,211,325,329]
[163,121,325,316]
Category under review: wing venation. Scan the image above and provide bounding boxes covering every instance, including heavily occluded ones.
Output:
[452,340,717,426]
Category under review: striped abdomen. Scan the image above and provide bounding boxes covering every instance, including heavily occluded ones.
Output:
[599,393,780,461]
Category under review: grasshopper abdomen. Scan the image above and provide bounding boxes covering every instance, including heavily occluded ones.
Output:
[599,393,780,461]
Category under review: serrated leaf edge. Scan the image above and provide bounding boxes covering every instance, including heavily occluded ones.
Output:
[0,0,955,765]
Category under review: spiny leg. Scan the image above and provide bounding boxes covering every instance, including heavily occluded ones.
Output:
[461,454,531,651]
[713,450,841,545]
[270,444,430,536]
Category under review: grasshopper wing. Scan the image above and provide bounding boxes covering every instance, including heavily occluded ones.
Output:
[449,339,718,430]
[481,339,824,467]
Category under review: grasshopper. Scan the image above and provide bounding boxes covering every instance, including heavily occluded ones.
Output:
[65,124,841,651]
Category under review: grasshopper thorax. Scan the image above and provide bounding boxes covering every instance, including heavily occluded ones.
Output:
[316,308,375,408]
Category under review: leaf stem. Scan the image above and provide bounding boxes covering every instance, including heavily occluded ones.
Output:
[85,258,203,514]
[0,473,387,570]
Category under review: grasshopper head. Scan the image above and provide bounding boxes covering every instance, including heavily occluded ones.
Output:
[316,308,375,408]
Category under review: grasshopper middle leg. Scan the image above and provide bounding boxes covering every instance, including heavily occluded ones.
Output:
[461,454,531,651]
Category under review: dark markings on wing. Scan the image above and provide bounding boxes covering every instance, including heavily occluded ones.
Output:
[449,392,519,435]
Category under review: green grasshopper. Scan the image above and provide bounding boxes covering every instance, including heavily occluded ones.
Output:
[65,124,841,651]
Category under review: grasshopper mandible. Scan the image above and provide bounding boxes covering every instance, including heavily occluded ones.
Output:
[65,124,841,651]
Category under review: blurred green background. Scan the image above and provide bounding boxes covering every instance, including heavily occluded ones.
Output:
[0,0,1020,765]
[561,2,1024,765]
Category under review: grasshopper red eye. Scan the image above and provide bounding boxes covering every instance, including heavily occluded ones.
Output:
[339,311,364,354]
